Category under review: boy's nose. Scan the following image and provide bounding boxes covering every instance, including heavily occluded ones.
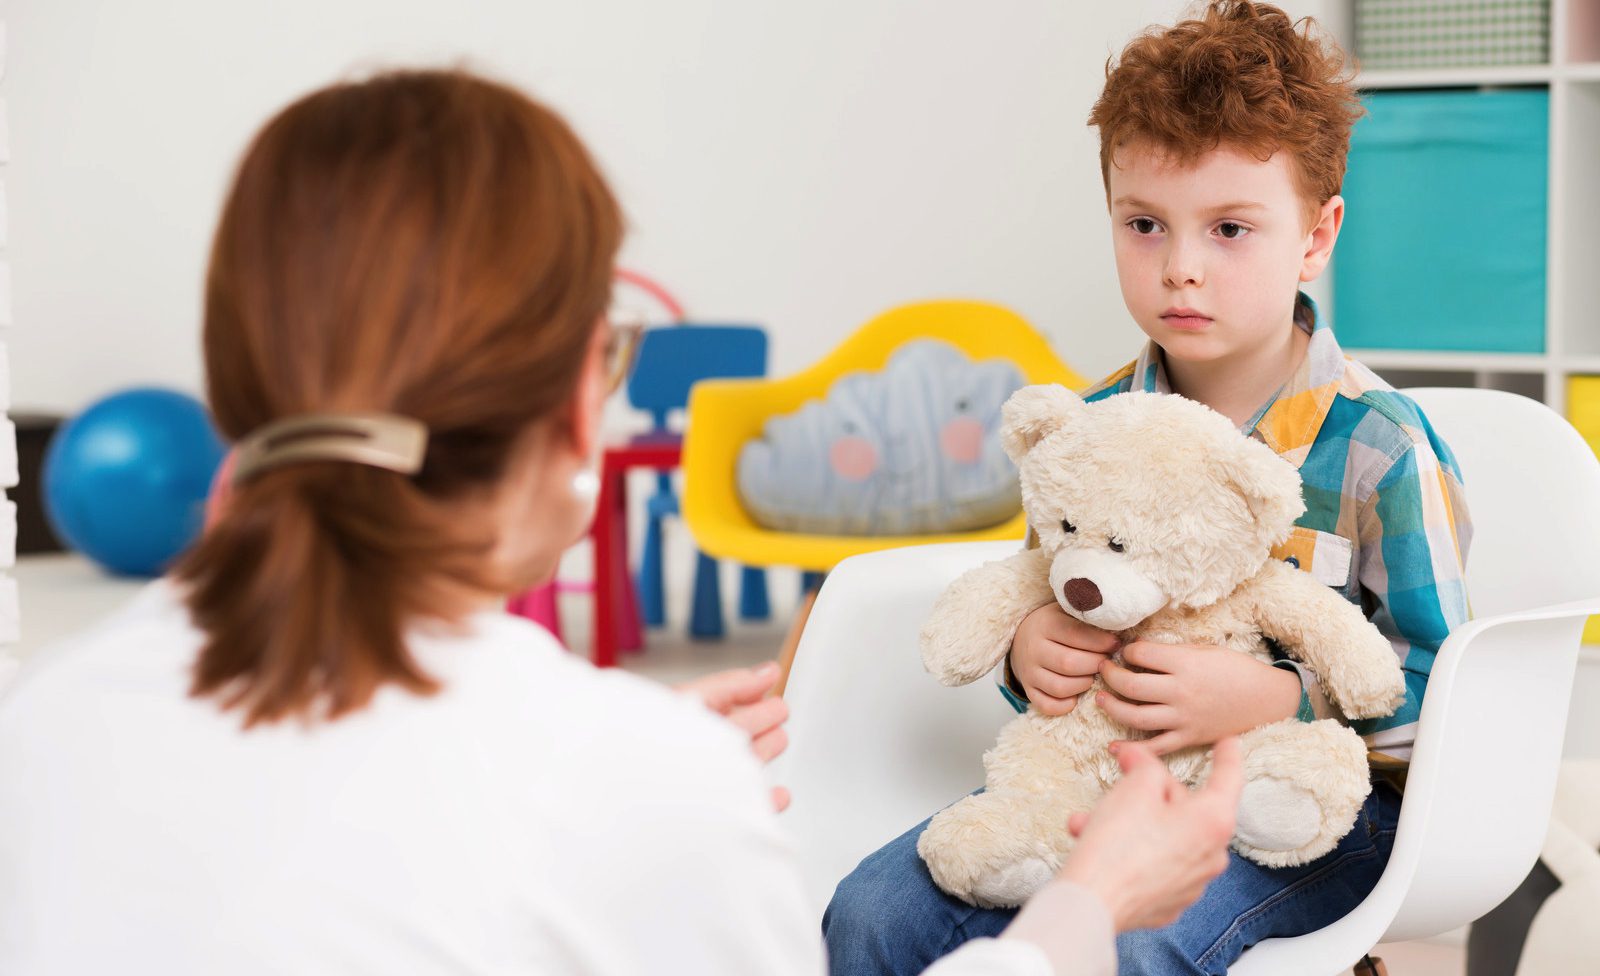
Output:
[1162,243,1203,288]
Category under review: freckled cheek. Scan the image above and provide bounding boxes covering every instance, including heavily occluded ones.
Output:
[1113,244,1165,313]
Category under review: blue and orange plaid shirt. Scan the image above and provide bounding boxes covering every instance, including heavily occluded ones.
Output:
[1003,294,1472,760]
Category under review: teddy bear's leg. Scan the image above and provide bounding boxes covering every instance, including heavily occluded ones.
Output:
[1230,719,1374,868]
[917,784,1098,909]
[917,717,1104,909]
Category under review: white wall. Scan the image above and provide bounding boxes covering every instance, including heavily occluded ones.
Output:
[1,4,17,665]
[6,0,1300,416]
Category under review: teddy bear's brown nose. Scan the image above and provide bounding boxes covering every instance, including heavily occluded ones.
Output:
[1063,578,1103,612]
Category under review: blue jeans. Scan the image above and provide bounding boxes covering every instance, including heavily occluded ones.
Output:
[823,780,1402,976]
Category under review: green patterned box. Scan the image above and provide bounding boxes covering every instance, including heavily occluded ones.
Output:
[1355,0,1550,69]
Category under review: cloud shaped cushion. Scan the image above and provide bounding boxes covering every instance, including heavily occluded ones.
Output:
[736,339,1026,535]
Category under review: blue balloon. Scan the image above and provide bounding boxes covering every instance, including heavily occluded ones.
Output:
[43,388,226,577]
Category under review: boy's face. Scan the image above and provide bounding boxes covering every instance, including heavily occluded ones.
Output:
[1106,142,1340,367]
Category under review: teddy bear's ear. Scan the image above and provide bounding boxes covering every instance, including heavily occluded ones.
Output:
[1210,436,1307,540]
[1000,384,1083,464]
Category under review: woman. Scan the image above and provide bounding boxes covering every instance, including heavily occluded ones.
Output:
[0,70,1239,974]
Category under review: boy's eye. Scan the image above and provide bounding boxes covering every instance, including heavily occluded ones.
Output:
[1216,222,1250,240]
[1129,217,1160,235]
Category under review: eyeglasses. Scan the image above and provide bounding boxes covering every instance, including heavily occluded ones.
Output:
[604,311,645,395]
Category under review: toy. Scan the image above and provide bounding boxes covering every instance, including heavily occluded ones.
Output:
[43,388,226,577]
[917,384,1406,908]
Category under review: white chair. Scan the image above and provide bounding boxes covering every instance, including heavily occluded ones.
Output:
[773,388,1600,974]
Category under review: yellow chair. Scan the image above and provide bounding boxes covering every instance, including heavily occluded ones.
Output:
[681,299,1085,685]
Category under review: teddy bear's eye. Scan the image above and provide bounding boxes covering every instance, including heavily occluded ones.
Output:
[1061,519,1076,535]
[1108,539,1126,553]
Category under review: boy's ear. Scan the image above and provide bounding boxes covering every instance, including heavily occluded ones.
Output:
[1300,194,1345,283]
[1001,385,1082,463]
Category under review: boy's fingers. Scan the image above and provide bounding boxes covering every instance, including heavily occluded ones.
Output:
[1027,690,1079,717]
[1051,646,1117,678]
[1097,662,1166,704]
[1120,641,1180,674]
[1095,692,1175,732]
[1032,670,1095,700]
[1058,616,1121,653]
[770,786,792,813]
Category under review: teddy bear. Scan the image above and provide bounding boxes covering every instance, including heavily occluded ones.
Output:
[917,383,1406,909]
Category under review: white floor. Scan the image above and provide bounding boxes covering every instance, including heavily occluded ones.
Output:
[4,548,1469,975]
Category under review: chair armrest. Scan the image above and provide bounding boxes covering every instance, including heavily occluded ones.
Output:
[1381,597,1600,941]
[1232,597,1600,974]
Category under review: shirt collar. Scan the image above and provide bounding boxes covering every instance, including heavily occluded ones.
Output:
[1130,292,1345,468]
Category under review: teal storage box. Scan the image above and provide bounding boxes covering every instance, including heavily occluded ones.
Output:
[1334,88,1547,353]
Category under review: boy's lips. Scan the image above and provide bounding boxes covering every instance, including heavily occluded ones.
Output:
[1160,307,1212,331]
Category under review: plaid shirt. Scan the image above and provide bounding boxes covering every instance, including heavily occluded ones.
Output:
[1003,294,1472,760]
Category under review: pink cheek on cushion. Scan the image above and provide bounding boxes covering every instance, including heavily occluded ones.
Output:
[829,436,879,481]
[940,417,985,464]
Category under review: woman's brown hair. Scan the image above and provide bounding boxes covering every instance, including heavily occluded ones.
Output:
[177,69,622,725]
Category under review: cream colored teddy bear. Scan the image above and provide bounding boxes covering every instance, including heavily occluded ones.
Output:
[917,384,1406,909]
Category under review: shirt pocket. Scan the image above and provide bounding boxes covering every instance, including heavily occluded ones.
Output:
[1270,526,1354,590]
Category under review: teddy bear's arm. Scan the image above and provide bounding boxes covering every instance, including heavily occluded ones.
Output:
[919,546,1057,687]
[1242,560,1406,720]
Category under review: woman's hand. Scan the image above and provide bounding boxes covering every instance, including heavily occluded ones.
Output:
[1059,737,1243,931]
[674,662,791,812]
[1008,603,1121,715]
[1096,641,1301,756]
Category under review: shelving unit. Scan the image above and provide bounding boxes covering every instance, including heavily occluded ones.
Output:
[1305,0,1600,416]
[1303,1,1600,651]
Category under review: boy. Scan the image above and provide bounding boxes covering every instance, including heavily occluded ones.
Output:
[821,3,1472,974]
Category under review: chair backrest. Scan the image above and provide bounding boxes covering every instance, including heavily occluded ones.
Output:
[774,540,1019,912]
[1412,388,1600,616]
[776,388,1600,968]
[626,324,767,432]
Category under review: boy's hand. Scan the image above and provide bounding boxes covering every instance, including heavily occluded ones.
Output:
[1096,641,1301,756]
[675,662,792,812]
[1009,603,1121,716]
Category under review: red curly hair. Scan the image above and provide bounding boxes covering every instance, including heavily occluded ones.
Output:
[1089,1,1363,226]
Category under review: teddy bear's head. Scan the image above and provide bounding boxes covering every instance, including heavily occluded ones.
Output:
[1002,384,1305,631]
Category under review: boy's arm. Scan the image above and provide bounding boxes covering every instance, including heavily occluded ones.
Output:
[1242,560,1405,720]
[1352,439,1473,758]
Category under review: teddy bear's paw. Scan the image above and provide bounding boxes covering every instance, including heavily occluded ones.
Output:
[1334,667,1407,721]
[969,856,1058,909]
[1233,775,1322,854]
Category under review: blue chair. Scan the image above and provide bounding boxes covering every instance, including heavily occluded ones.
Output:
[626,324,770,638]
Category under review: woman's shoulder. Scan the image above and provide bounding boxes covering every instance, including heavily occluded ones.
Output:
[427,612,756,770]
